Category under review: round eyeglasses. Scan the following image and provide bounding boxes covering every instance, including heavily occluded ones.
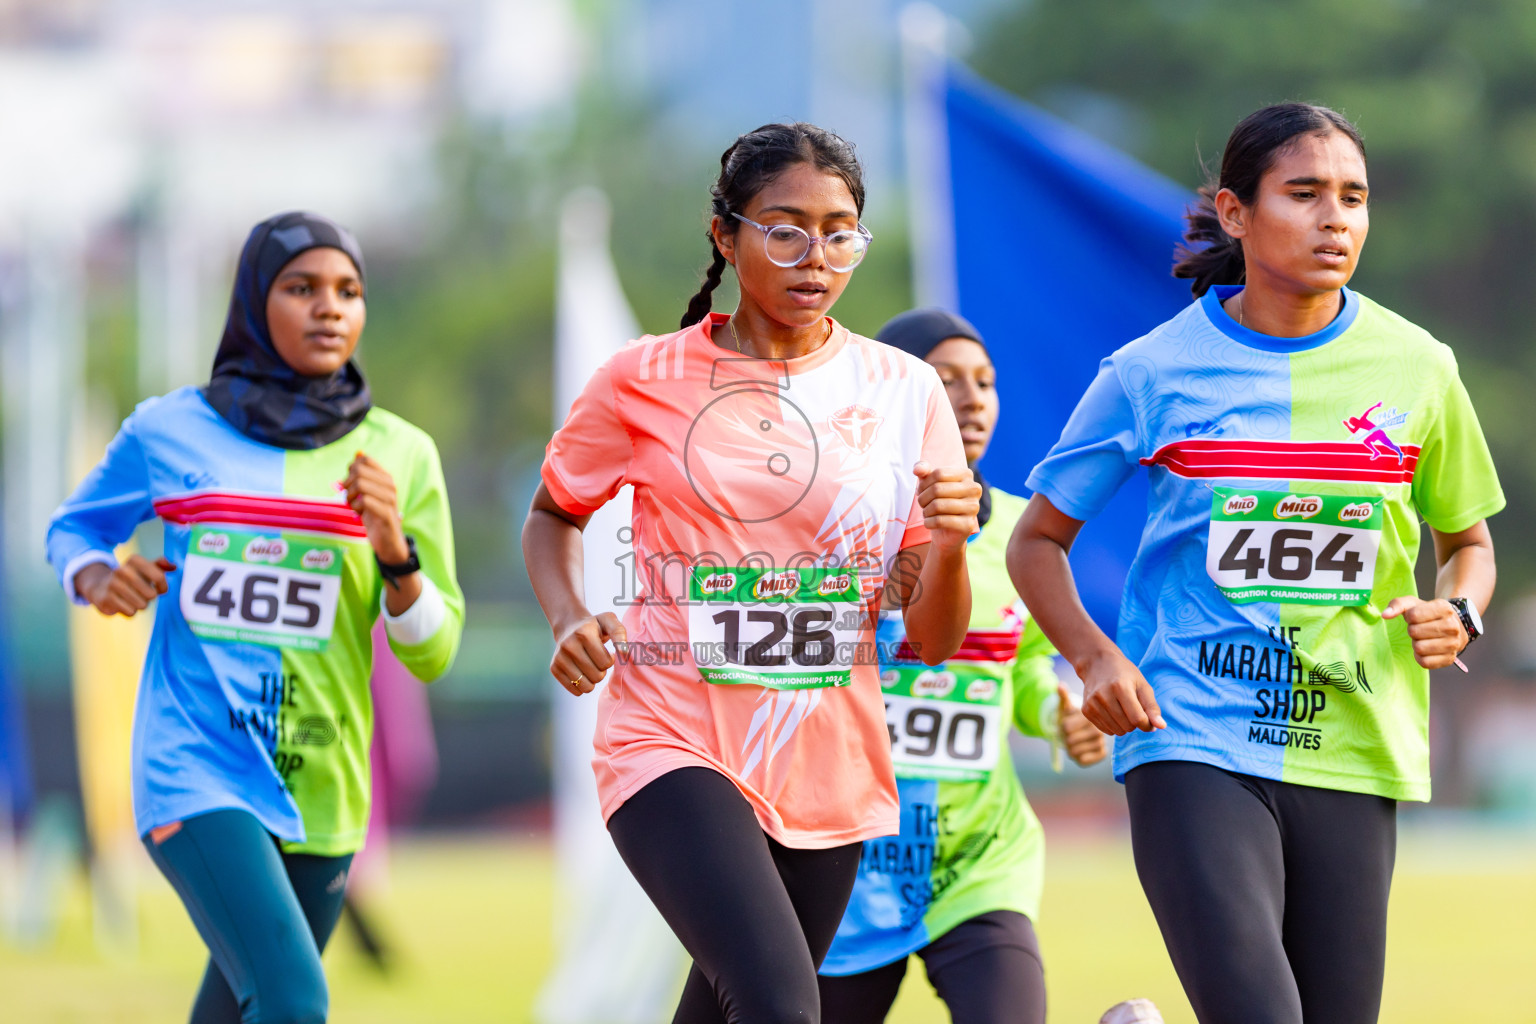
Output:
[733,213,873,272]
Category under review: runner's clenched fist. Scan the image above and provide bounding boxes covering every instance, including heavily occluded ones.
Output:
[913,461,981,550]
[77,555,177,617]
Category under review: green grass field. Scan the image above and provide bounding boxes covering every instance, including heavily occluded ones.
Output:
[2,825,1533,1023]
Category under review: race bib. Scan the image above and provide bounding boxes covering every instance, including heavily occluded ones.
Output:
[882,664,1003,781]
[687,566,863,689]
[1207,487,1384,606]
[180,526,344,651]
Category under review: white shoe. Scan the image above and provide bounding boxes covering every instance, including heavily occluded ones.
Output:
[1100,999,1164,1024]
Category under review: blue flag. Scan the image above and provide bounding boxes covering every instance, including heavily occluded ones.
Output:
[923,63,1195,632]
[0,538,32,825]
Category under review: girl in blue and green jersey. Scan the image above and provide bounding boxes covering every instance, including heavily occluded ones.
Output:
[817,309,1107,1024]
[47,211,464,1024]
[1011,104,1502,1024]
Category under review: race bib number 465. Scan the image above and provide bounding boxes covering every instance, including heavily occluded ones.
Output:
[1207,487,1385,606]
[687,566,863,689]
[180,526,344,651]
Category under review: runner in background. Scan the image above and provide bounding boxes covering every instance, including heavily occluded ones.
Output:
[817,308,1107,1024]
[523,123,981,1024]
[46,211,464,1024]
[1008,104,1502,1024]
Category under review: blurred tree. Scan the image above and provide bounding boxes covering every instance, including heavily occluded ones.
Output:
[974,0,1536,580]
[357,116,558,602]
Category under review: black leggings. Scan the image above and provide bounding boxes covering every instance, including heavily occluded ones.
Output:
[607,767,862,1024]
[817,910,1046,1024]
[1126,760,1396,1024]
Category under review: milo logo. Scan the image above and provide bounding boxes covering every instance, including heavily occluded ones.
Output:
[301,548,336,571]
[965,678,998,702]
[880,669,900,690]
[197,532,230,555]
[912,670,957,699]
[817,572,854,597]
[243,538,289,564]
[1338,502,1375,523]
[753,571,800,600]
[1223,494,1258,516]
[700,572,737,595]
[1274,495,1322,520]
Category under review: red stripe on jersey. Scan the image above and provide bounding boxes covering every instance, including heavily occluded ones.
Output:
[155,491,367,538]
[1141,439,1421,485]
[896,627,1020,664]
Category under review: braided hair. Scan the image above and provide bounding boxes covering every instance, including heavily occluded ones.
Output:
[1174,103,1365,298]
[680,122,866,329]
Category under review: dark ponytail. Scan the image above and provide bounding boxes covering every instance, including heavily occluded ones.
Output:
[1174,102,1366,297]
[682,246,728,330]
[680,122,866,329]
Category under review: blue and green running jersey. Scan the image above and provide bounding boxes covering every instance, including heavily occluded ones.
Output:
[1028,286,1504,801]
[47,387,464,855]
[820,488,1060,976]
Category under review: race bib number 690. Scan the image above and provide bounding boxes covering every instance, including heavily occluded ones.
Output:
[180,526,344,651]
[1207,487,1385,606]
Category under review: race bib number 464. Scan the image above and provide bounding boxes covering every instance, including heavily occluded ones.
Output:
[1207,487,1385,606]
[180,526,344,651]
[687,566,863,689]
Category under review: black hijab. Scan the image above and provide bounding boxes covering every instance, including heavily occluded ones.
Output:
[203,211,372,450]
[877,308,993,528]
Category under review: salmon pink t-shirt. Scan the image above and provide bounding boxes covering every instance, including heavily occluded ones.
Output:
[541,313,966,847]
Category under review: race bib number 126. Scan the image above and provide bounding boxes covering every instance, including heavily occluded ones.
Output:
[1206,487,1385,606]
[180,526,344,651]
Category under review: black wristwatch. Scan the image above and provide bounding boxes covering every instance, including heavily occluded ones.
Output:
[376,535,421,590]
[1447,597,1483,649]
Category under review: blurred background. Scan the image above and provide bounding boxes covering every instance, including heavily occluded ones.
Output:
[0,0,1534,1021]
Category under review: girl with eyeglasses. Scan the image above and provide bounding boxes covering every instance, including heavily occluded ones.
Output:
[1010,103,1502,1023]
[523,122,981,1023]
[47,212,464,1023]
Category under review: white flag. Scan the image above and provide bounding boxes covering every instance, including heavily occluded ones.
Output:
[535,188,687,1024]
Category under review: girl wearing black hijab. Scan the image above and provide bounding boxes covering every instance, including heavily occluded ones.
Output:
[47,212,464,1023]
[817,309,1108,1024]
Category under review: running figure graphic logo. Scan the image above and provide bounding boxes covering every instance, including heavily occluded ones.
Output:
[1342,402,1409,463]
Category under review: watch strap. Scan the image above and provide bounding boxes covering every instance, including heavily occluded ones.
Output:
[1448,597,1480,646]
[376,534,421,588]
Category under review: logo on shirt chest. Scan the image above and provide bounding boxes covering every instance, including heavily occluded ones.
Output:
[827,404,884,454]
[1341,401,1410,464]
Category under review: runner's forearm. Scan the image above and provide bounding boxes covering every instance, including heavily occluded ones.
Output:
[1431,521,1495,613]
[1007,497,1118,674]
[522,498,593,636]
[381,571,422,616]
[901,542,971,664]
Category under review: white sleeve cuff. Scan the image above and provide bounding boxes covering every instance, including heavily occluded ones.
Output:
[62,550,118,605]
[382,574,447,646]
[1038,690,1062,738]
